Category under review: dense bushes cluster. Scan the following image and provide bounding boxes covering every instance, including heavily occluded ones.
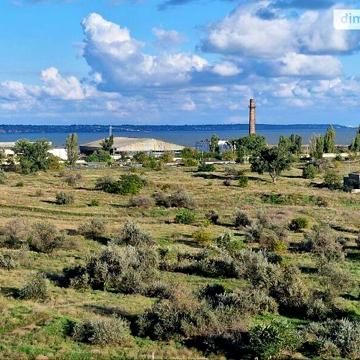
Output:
[96,174,146,195]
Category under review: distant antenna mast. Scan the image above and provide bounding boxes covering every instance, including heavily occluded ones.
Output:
[109,125,113,137]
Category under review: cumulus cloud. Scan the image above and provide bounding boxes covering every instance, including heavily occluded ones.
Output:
[202,4,360,57]
[152,27,185,48]
[82,13,208,90]
[212,61,242,76]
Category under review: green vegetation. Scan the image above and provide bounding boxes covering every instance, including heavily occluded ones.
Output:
[0,139,359,359]
[65,133,79,167]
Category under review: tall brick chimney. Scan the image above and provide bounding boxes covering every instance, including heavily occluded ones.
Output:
[249,98,256,135]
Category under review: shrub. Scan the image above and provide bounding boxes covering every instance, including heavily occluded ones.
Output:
[289,216,309,232]
[168,190,195,209]
[78,218,106,239]
[223,179,231,186]
[128,196,153,209]
[205,210,219,224]
[0,252,17,270]
[182,158,198,167]
[192,227,214,244]
[28,222,65,253]
[55,192,74,205]
[1,218,29,249]
[249,320,300,359]
[19,273,48,301]
[197,163,215,172]
[115,221,153,247]
[302,224,344,262]
[66,244,159,293]
[89,199,100,207]
[324,170,342,190]
[215,232,237,252]
[63,173,82,187]
[259,228,287,252]
[15,181,24,187]
[303,163,317,179]
[153,190,195,209]
[95,174,146,195]
[0,170,6,184]
[95,176,114,192]
[72,317,132,345]
[305,319,360,359]
[234,210,251,228]
[238,175,248,188]
[175,209,196,225]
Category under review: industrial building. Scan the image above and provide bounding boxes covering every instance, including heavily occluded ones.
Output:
[80,137,185,157]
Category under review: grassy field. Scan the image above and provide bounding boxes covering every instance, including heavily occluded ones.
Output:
[0,159,359,359]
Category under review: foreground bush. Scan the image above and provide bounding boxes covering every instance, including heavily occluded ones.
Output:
[19,273,48,301]
[305,319,360,359]
[65,244,159,294]
[205,210,219,224]
[72,317,132,345]
[303,163,317,179]
[28,222,65,253]
[323,170,342,190]
[192,227,213,244]
[128,196,153,208]
[0,252,17,270]
[234,210,251,228]
[197,163,215,172]
[249,320,300,359]
[78,218,106,239]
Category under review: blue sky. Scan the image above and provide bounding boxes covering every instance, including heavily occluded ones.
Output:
[0,0,360,125]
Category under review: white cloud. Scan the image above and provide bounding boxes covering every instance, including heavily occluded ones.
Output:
[212,61,242,76]
[202,4,360,58]
[181,99,196,111]
[273,53,342,77]
[82,13,208,90]
[152,27,184,47]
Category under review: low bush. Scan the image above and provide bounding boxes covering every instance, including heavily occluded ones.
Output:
[192,227,214,244]
[88,199,100,207]
[175,208,196,225]
[65,244,159,294]
[304,319,360,359]
[249,320,300,359]
[238,175,248,188]
[303,163,317,179]
[205,210,219,224]
[0,252,17,270]
[55,192,74,205]
[15,181,24,187]
[28,222,65,253]
[153,190,195,209]
[19,273,48,301]
[72,317,132,345]
[323,170,342,190]
[234,210,251,228]
[197,163,215,172]
[302,224,344,262]
[78,218,106,239]
[0,170,6,184]
[96,174,146,195]
[258,228,287,252]
[289,216,309,232]
[115,221,153,247]
[128,196,153,209]
[63,173,82,187]
[1,218,29,249]
[223,179,231,186]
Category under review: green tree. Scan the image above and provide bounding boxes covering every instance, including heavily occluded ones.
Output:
[250,146,292,183]
[209,134,220,154]
[13,139,51,174]
[65,133,78,167]
[309,135,324,159]
[101,135,114,154]
[349,126,360,152]
[323,125,336,153]
[236,134,267,163]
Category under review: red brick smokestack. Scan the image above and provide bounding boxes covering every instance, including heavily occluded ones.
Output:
[249,98,256,135]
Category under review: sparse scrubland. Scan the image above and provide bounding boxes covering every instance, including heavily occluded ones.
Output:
[0,142,359,359]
